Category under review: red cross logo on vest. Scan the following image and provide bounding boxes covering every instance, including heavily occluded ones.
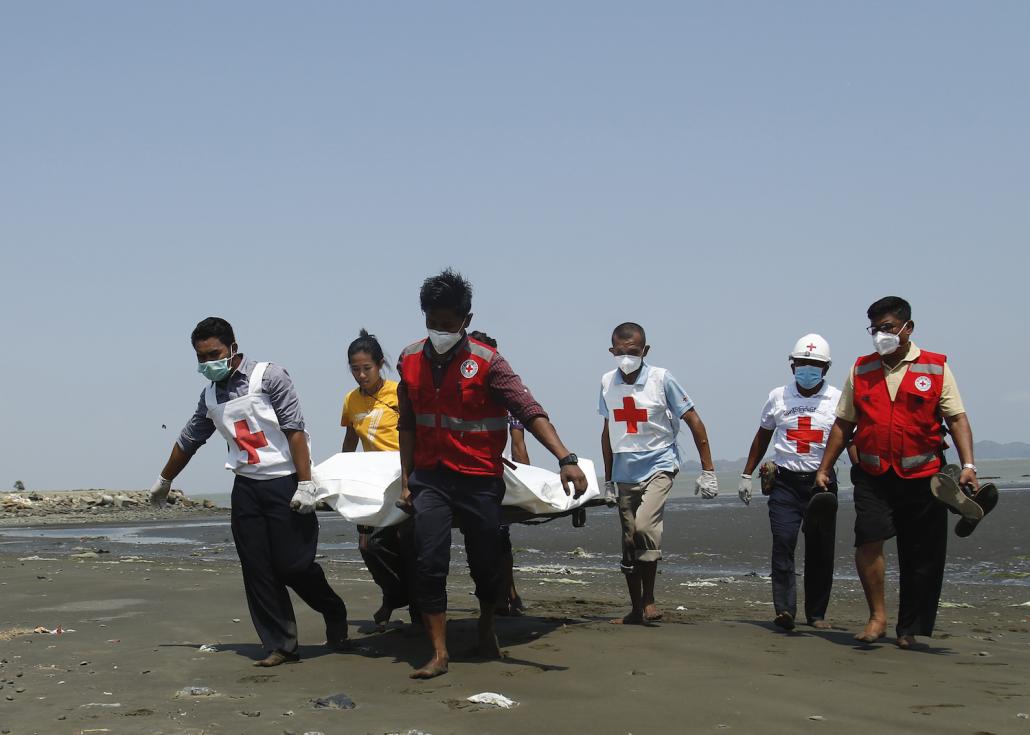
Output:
[613,396,648,434]
[233,419,268,464]
[786,416,823,454]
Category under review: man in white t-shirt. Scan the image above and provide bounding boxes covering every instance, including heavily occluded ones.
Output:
[739,334,841,631]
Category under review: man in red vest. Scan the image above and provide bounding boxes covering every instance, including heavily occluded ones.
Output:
[815,296,977,649]
[396,269,588,679]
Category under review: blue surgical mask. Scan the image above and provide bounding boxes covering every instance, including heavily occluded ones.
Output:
[198,350,235,382]
[794,365,824,390]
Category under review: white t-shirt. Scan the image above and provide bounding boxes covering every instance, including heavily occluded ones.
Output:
[759,382,841,472]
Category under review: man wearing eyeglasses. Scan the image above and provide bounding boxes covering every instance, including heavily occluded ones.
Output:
[815,296,976,650]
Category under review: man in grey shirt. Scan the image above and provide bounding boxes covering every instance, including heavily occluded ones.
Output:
[149,316,348,667]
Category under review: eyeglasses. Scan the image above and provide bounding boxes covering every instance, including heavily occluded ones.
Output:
[865,321,907,335]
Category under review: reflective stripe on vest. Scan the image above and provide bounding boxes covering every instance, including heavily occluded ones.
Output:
[855,360,882,376]
[416,413,509,432]
[859,452,881,467]
[441,415,509,432]
[901,452,937,469]
[908,363,944,375]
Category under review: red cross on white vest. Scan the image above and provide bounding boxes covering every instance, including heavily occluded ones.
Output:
[613,396,648,434]
[786,416,823,454]
[233,419,268,464]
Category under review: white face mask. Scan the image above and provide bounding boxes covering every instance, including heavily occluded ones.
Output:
[615,354,642,374]
[428,328,462,354]
[872,326,904,356]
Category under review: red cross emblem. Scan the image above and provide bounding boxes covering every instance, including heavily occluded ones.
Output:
[233,419,268,464]
[613,396,648,434]
[806,343,817,352]
[786,416,823,454]
[460,359,479,379]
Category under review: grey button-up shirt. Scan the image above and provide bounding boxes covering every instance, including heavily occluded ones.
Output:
[176,355,306,455]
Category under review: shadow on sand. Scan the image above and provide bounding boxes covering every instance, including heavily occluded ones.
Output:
[734,619,956,655]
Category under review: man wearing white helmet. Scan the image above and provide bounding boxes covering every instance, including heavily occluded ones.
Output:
[738,334,841,631]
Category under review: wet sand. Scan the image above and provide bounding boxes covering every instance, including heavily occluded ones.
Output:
[3,539,1030,735]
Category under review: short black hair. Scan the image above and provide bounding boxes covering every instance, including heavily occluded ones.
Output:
[867,296,912,323]
[348,328,386,366]
[191,317,235,347]
[420,268,473,316]
[612,322,646,344]
[468,330,497,348]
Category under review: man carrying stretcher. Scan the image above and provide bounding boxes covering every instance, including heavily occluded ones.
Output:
[396,269,588,679]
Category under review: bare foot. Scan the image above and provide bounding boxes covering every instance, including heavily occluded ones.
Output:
[373,605,392,631]
[774,612,795,631]
[475,620,503,659]
[896,634,917,650]
[610,610,648,625]
[808,619,832,629]
[643,603,663,621]
[410,653,449,679]
[854,619,887,643]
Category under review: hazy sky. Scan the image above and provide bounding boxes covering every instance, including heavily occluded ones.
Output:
[2,2,1027,493]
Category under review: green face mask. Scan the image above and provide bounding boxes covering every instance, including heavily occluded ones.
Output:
[198,350,235,382]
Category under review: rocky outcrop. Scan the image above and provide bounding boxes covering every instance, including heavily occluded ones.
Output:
[0,489,223,524]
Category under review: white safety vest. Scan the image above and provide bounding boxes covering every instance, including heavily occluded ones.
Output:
[602,367,678,453]
[205,362,298,479]
[760,382,842,472]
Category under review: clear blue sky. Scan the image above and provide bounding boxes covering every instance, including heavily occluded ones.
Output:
[2,2,1027,492]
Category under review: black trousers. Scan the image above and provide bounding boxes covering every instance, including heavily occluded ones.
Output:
[767,467,837,623]
[852,466,948,638]
[358,519,420,621]
[230,473,347,654]
[410,468,505,615]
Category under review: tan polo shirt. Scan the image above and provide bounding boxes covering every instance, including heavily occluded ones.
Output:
[835,343,965,422]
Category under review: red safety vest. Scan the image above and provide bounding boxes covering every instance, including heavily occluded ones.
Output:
[851,349,947,479]
[400,337,510,477]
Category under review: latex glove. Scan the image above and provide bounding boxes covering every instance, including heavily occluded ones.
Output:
[738,474,752,505]
[603,480,618,507]
[290,480,318,514]
[149,476,172,508]
[695,469,719,499]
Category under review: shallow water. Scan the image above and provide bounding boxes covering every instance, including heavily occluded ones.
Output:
[3,483,1026,589]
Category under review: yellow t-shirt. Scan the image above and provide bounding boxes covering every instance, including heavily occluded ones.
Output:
[341,380,400,452]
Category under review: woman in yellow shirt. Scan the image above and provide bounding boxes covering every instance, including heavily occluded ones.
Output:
[340,330,417,628]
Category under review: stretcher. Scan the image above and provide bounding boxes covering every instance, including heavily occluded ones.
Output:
[313,452,603,528]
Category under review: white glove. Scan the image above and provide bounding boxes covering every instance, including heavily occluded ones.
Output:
[603,480,618,507]
[738,474,752,505]
[290,480,318,514]
[695,469,719,499]
[149,476,172,508]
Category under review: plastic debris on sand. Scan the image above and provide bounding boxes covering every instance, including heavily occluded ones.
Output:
[467,692,518,709]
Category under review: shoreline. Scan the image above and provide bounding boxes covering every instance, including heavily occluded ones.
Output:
[2,549,1029,734]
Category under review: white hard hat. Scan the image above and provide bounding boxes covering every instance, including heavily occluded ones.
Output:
[790,333,831,366]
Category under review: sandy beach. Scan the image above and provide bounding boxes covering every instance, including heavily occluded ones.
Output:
[2,496,1030,735]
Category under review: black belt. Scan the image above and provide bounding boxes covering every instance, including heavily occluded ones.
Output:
[775,466,833,483]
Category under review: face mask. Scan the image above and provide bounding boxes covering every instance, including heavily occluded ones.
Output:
[616,354,642,374]
[428,329,462,354]
[198,350,234,382]
[872,325,905,356]
[794,365,824,390]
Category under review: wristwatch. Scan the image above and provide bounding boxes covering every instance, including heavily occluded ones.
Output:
[961,463,977,473]
[558,453,579,467]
